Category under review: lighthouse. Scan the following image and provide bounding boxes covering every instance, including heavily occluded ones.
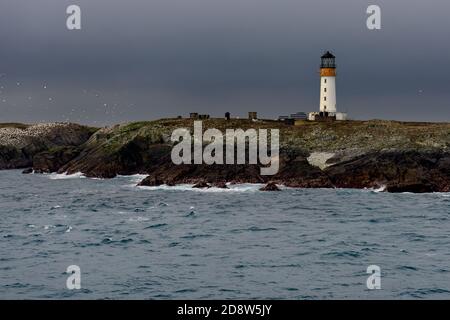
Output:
[319,51,337,114]
[309,51,347,121]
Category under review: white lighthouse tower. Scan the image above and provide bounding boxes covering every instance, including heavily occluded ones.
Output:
[319,51,337,114]
[309,51,347,121]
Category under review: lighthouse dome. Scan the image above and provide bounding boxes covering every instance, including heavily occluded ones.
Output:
[321,51,335,59]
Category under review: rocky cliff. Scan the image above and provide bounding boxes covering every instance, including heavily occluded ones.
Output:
[1,119,450,193]
[0,123,97,170]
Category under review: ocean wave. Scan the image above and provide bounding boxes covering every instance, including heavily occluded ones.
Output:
[435,192,450,197]
[128,216,150,222]
[117,174,148,183]
[372,185,386,192]
[363,185,386,193]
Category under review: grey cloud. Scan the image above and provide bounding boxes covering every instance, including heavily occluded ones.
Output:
[0,0,449,124]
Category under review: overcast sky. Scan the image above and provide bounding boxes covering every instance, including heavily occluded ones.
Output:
[0,0,449,125]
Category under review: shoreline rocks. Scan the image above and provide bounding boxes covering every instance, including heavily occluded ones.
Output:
[212,181,229,189]
[260,182,281,191]
[192,181,211,189]
[325,151,450,193]
[22,168,33,174]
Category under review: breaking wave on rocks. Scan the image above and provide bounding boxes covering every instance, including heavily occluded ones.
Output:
[365,185,387,193]
[43,173,450,196]
[136,183,264,193]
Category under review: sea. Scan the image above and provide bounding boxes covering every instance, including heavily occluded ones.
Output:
[0,169,449,299]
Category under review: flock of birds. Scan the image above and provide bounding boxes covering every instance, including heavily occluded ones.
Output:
[0,73,135,125]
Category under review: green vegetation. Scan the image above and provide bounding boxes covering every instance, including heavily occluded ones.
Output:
[88,118,450,155]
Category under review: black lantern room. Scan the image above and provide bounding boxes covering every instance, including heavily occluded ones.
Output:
[320,51,336,68]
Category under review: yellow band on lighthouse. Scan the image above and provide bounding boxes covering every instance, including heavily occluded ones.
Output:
[320,68,336,77]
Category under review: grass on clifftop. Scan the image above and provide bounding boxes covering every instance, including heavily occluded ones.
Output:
[87,118,450,155]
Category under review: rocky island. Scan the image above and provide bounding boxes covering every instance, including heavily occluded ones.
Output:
[1,119,449,193]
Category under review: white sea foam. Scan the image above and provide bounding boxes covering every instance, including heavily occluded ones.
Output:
[128,216,150,222]
[48,172,86,180]
[435,192,450,197]
[373,185,386,193]
[137,183,264,193]
[363,185,386,193]
[117,174,148,181]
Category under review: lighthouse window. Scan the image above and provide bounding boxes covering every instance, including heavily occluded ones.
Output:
[324,97,327,101]
[324,79,327,84]
[324,88,327,92]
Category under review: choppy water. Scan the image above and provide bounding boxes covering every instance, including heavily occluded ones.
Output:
[0,169,449,299]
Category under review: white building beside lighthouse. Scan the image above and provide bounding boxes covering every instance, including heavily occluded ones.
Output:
[309,51,347,121]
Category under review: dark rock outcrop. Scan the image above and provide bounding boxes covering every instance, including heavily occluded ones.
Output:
[271,151,333,188]
[386,183,436,193]
[60,140,172,178]
[165,180,176,186]
[0,145,31,169]
[212,181,229,189]
[192,181,211,189]
[22,168,33,174]
[260,182,281,191]
[137,176,164,187]
[32,146,81,173]
[326,151,450,193]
